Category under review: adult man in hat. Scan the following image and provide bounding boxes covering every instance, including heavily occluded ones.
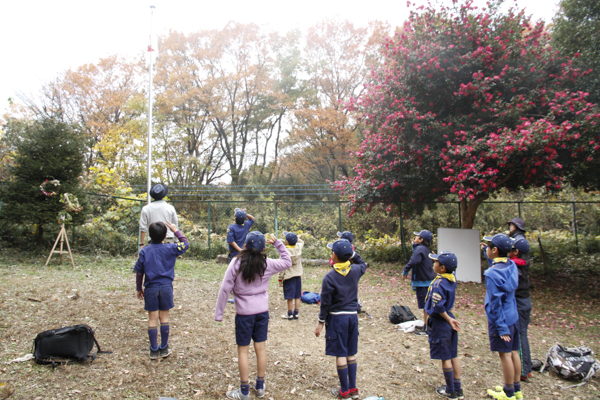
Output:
[139,184,179,248]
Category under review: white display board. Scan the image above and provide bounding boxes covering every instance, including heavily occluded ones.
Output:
[437,228,481,283]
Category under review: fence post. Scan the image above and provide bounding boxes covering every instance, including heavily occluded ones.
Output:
[572,202,579,253]
[457,202,462,228]
[274,202,278,236]
[138,200,143,251]
[518,202,522,219]
[399,203,408,261]
[338,202,342,232]
[72,224,75,245]
[208,202,211,259]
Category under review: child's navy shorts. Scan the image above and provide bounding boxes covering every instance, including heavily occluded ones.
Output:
[283,276,302,300]
[414,287,428,309]
[325,313,359,357]
[235,311,269,346]
[488,321,520,353]
[144,284,174,311]
[428,316,458,360]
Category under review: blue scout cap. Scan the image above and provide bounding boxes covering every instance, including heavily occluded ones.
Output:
[245,231,265,251]
[150,184,168,200]
[234,208,247,220]
[327,239,353,259]
[283,231,298,245]
[511,237,530,254]
[429,251,458,272]
[483,233,513,253]
[337,231,354,243]
[507,217,526,232]
[413,230,433,242]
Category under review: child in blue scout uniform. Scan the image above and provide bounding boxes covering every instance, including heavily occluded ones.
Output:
[315,239,368,400]
[507,217,533,382]
[425,251,463,400]
[403,229,436,328]
[227,208,255,263]
[482,234,522,400]
[134,221,189,359]
[329,231,355,266]
[279,232,305,320]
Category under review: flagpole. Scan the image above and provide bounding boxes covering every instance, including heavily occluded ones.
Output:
[146,5,156,205]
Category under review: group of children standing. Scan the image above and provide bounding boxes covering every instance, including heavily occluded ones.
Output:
[134,205,532,400]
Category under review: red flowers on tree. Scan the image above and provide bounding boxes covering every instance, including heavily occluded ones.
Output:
[333,0,600,228]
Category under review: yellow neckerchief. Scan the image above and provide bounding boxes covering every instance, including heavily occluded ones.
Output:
[492,257,508,264]
[285,244,296,249]
[426,272,456,299]
[333,261,352,276]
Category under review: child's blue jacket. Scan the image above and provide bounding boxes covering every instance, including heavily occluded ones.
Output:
[402,243,436,287]
[484,258,519,336]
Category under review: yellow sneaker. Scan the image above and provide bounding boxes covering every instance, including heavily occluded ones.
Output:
[487,387,516,400]
[491,386,523,400]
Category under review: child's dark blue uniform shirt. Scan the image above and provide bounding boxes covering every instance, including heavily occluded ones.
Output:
[424,274,457,317]
[318,258,368,323]
[134,234,189,287]
[226,219,255,256]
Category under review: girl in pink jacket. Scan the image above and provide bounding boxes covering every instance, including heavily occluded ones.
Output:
[215,231,291,400]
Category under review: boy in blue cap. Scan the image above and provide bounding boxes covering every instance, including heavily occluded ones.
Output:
[279,231,305,320]
[482,234,522,400]
[316,239,368,400]
[135,221,189,359]
[227,208,255,263]
[403,229,436,331]
[426,251,462,400]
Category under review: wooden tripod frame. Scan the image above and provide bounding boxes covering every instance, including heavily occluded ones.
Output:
[45,224,74,267]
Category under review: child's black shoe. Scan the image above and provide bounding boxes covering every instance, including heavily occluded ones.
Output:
[436,386,458,399]
[150,347,159,360]
[160,344,172,358]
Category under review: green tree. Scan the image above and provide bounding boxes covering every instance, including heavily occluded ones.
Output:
[552,0,600,105]
[0,118,88,247]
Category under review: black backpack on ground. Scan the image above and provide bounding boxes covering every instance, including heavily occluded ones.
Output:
[541,344,600,389]
[389,305,417,324]
[33,324,111,368]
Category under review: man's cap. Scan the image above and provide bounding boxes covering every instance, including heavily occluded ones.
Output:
[511,237,530,254]
[337,231,354,243]
[245,231,265,251]
[413,230,433,242]
[283,231,298,245]
[234,208,247,220]
[429,251,458,272]
[483,233,513,253]
[507,217,526,232]
[327,239,354,259]
[149,184,168,200]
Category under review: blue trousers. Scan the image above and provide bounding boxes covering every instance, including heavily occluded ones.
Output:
[517,296,532,375]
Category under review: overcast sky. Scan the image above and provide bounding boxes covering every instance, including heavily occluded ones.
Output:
[0,0,559,116]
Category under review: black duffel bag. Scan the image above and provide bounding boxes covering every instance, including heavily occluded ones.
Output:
[33,324,111,368]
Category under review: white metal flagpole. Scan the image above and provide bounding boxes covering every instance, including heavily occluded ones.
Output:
[146,5,156,205]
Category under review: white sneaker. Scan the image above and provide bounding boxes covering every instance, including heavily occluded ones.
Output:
[281,313,292,320]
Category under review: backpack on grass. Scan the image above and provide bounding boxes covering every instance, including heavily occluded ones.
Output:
[301,291,320,304]
[540,344,600,389]
[389,305,416,324]
[33,324,111,369]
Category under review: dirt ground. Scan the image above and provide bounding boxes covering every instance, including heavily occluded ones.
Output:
[0,251,599,400]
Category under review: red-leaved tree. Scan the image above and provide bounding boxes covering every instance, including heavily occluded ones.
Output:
[333,0,600,228]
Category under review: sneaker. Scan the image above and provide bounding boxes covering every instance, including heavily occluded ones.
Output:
[159,345,172,358]
[330,388,351,399]
[487,387,516,400]
[227,298,235,304]
[436,386,458,399]
[492,386,522,400]
[349,388,359,400]
[520,372,533,381]
[456,388,464,400]
[149,347,159,360]
[293,313,299,320]
[281,313,293,320]
[226,388,250,400]
[254,384,265,398]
